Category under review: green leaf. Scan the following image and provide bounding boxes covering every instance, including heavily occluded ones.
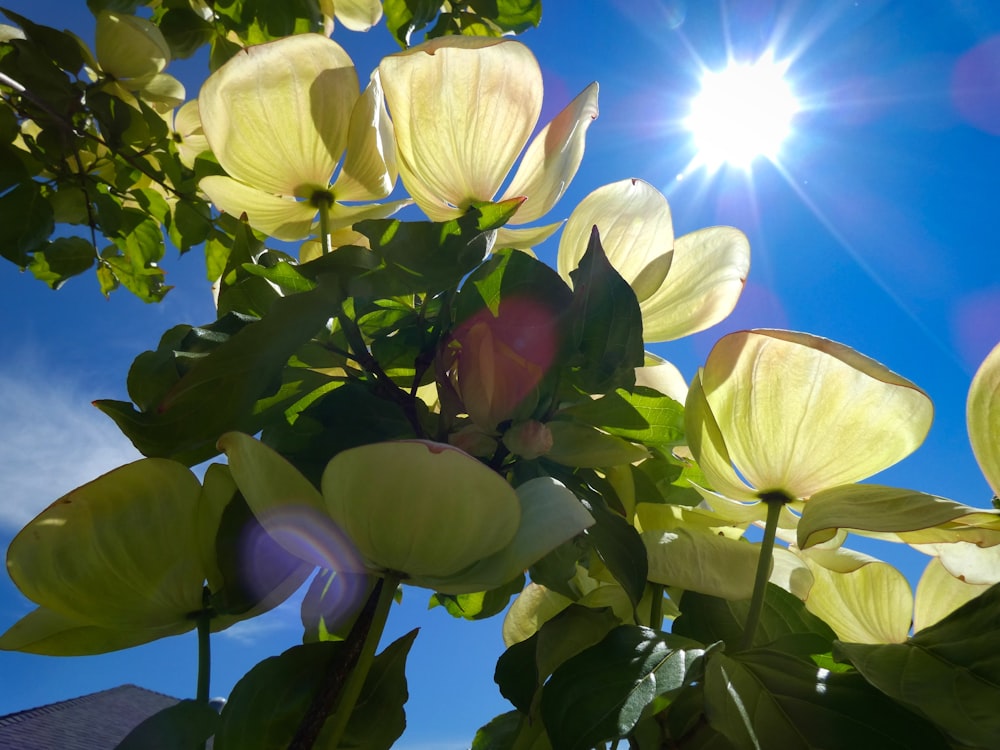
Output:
[301,568,375,643]
[114,700,220,750]
[216,220,287,317]
[0,180,53,265]
[152,6,215,59]
[568,226,644,393]
[470,0,542,33]
[704,649,951,750]
[495,633,540,714]
[242,259,316,295]
[0,9,85,73]
[94,281,339,465]
[167,197,213,253]
[382,0,442,47]
[835,582,1000,748]
[673,584,836,654]
[471,711,528,750]
[215,630,417,750]
[540,625,707,750]
[559,387,684,445]
[27,236,95,288]
[431,573,525,621]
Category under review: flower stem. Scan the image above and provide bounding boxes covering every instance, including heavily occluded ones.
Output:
[196,589,211,704]
[649,583,664,630]
[317,195,332,255]
[289,574,400,750]
[739,496,785,651]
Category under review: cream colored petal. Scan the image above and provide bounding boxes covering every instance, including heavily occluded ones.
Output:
[334,0,383,31]
[502,581,572,646]
[701,330,934,500]
[968,340,1000,496]
[643,528,761,600]
[917,540,1000,585]
[640,226,750,342]
[802,557,912,644]
[327,198,412,232]
[173,99,209,169]
[557,179,673,303]
[684,371,759,502]
[500,83,599,224]
[494,221,563,250]
[139,72,186,111]
[332,73,397,202]
[379,37,541,215]
[199,34,357,196]
[95,11,169,83]
[634,355,688,403]
[200,175,318,241]
[770,546,814,600]
[913,557,991,632]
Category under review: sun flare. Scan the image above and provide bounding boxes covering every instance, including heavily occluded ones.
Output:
[686,56,799,171]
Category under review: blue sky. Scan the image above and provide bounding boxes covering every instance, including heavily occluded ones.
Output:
[1,1,999,746]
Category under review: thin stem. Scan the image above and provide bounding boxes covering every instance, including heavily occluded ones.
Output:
[648,583,664,630]
[739,497,785,651]
[317,194,332,255]
[289,574,400,750]
[196,590,212,704]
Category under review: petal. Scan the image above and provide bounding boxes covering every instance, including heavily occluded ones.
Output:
[322,441,521,579]
[640,226,750,342]
[643,528,761,600]
[5,459,206,629]
[635,354,688,403]
[916,541,1000,585]
[95,11,169,83]
[200,175,318,241]
[913,557,991,632]
[327,198,412,233]
[502,581,573,646]
[173,99,209,169]
[0,606,190,656]
[199,34,357,196]
[558,179,673,302]
[798,484,1000,549]
[968,340,1000,496]
[801,555,912,644]
[700,330,934,500]
[332,72,397,201]
[334,0,383,31]
[494,221,563,250]
[500,82,599,224]
[379,37,541,215]
[770,546,815,600]
[415,477,594,594]
[684,370,759,502]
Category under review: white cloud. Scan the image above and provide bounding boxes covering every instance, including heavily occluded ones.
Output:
[218,597,304,646]
[0,367,141,531]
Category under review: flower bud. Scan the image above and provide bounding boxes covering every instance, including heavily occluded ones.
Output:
[502,419,553,460]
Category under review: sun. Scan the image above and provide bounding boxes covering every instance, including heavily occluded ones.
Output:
[685,55,799,171]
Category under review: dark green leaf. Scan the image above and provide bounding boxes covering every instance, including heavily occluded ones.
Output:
[382,0,442,47]
[541,625,707,750]
[27,236,95,288]
[0,10,85,73]
[167,197,212,253]
[216,220,280,318]
[471,0,542,33]
[705,649,952,750]
[0,180,53,265]
[94,281,339,465]
[153,7,215,59]
[673,584,836,654]
[580,491,647,607]
[568,226,644,393]
[242,260,316,294]
[835,582,1000,748]
[114,699,220,750]
[495,633,539,714]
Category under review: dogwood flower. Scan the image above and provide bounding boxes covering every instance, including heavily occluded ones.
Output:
[319,0,383,32]
[557,179,750,342]
[220,433,594,595]
[198,33,407,241]
[686,329,934,508]
[378,36,599,248]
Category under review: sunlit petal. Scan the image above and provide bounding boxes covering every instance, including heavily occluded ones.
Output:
[915,541,1000,585]
[199,34,357,196]
[684,371,759,502]
[200,176,318,241]
[322,441,521,579]
[913,557,991,632]
[640,226,749,342]
[644,528,761,600]
[802,553,912,644]
[5,459,205,629]
[701,330,933,499]
[333,0,383,31]
[501,82,599,224]
[173,99,209,169]
[327,198,412,232]
[380,37,542,215]
[95,11,169,85]
[558,178,673,302]
[494,221,563,251]
[968,340,1000,496]
[332,72,397,201]
[634,355,688,403]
